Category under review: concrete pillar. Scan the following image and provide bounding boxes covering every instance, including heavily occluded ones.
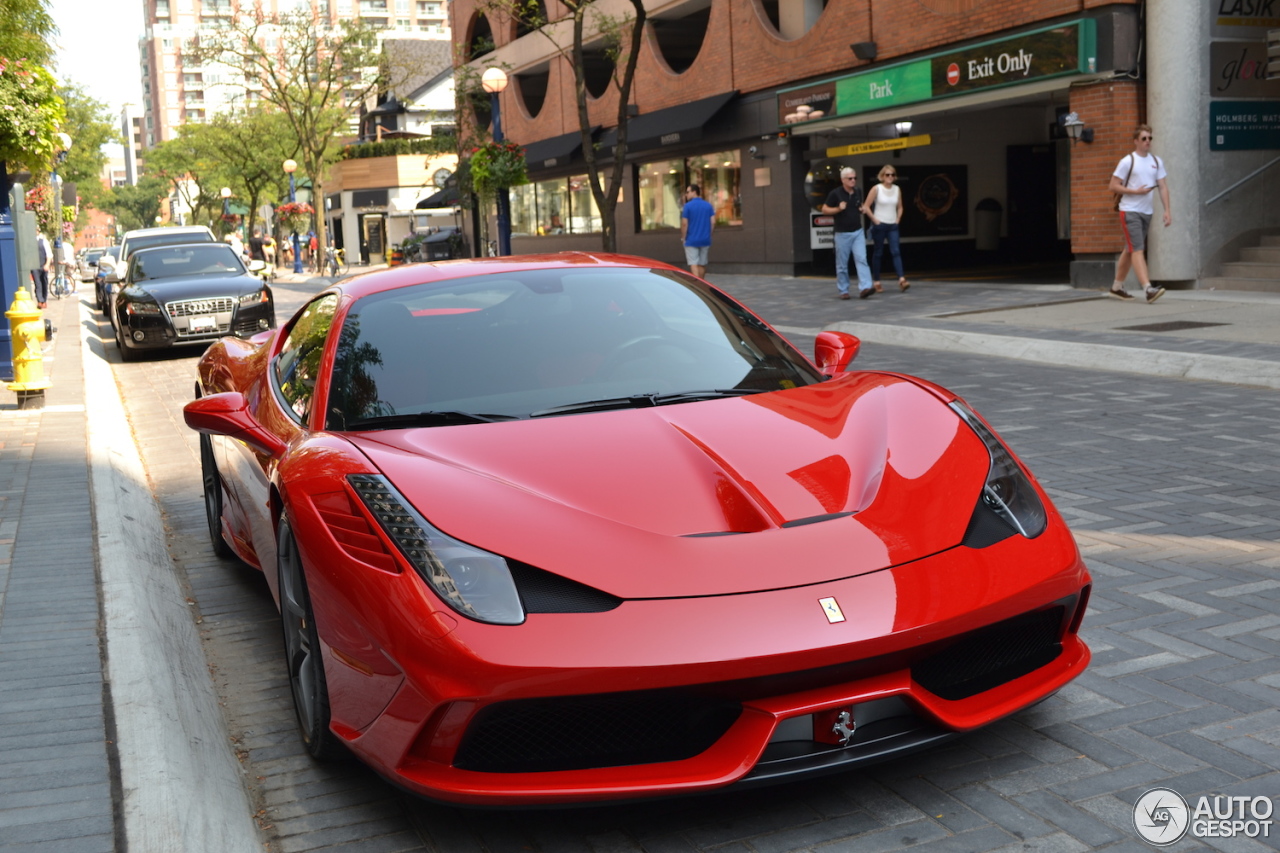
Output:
[1146,0,1202,284]
[778,0,824,40]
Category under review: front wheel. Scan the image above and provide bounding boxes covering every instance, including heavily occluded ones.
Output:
[200,433,235,559]
[277,513,345,760]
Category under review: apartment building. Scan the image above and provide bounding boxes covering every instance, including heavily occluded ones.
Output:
[138,0,452,149]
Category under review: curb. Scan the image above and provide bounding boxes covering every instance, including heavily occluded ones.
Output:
[81,301,263,853]
[824,321,1280,390]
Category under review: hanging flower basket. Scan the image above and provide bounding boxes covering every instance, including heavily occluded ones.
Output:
[0,59,64,173]
[468,140,528,196]
[276,201,314,234]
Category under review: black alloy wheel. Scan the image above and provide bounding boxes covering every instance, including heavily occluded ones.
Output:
[200,433,235,559]
[277,513,345,760]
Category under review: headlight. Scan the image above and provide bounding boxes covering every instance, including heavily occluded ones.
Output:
[125,300,162,315]
[347,474,525,625]
[239,289,269,305]
[950,401,1046,539]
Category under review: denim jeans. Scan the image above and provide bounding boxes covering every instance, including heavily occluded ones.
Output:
[869,223,904,281]
[834,229,872,295]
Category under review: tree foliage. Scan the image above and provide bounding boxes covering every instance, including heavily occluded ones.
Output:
[0,0,56,67]
[55,82,121,210]
[98,174,168,233]
[190,10,396,253]
[0,57,63,175]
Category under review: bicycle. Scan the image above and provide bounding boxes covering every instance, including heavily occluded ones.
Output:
[50,268,71,299]
[326,246,349,278]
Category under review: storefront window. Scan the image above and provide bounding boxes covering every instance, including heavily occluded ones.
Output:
[637,153,741,230]
[689,151,743,227]
[510,175,601,235]
[510,182,538,237]
[637,159,685,231]
[568,175,601,234]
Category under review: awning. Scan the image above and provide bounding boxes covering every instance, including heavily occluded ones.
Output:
[598,91,737,155]
[522,127,597,173]
[417,186,460,208]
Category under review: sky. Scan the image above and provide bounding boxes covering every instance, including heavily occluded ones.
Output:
[50,0,145,153]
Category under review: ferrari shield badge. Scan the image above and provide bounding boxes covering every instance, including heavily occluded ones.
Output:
[819,597,845,623]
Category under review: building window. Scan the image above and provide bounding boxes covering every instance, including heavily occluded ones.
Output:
[396,0,409,11]
[637,152,741,231]
[510,175,601,236]
[637,158,685,231]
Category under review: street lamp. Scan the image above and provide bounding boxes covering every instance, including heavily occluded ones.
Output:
[220,186,231,216]
[51,133,72,263]
[283,159,303,274]
[481,67,511,257]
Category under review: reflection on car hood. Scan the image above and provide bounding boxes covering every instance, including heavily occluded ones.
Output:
[349,373,990,598]
[123,275,262,301]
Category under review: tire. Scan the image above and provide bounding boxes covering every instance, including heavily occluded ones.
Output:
[277,513,345,760]
[200,433,235,559]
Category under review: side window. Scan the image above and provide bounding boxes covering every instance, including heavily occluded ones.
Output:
[274,294,339,423]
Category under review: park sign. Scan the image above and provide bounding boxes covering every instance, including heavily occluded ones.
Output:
[778,20,1097,128]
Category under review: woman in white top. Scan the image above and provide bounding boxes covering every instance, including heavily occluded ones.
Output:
[862,164,908,292]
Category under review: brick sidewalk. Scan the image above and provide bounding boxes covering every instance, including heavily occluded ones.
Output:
[0,293,117,852]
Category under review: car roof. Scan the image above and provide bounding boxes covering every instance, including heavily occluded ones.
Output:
[332,252,685,302]
[122,226,215,238]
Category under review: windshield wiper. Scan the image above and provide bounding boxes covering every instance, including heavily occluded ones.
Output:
[345,410,519,430]
[529,389,767,418]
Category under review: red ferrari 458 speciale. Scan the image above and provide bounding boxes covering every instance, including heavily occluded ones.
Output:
[184,253,1090,806]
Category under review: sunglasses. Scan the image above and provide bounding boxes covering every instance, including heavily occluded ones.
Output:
[884,172,897,177]
[1139,135,1153,141]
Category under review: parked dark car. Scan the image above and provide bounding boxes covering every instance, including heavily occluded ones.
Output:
[113,242,275,362]
[94,246,122,311]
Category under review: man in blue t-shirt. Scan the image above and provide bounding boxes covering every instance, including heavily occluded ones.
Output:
[680,184,715,279]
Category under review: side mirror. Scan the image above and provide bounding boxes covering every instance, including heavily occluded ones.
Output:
[105,270,120,284]
[184,391,287,457]
[814,331,861,375]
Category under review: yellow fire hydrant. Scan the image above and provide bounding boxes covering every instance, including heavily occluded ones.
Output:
[7,285,51,404]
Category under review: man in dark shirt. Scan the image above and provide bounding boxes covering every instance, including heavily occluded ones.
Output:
[821,167,875,299]
[247,230,267,262]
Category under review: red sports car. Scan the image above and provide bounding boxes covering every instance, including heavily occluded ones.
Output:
[184,253,1090,806]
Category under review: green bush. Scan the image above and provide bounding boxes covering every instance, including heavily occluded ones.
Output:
[341,137,456,160]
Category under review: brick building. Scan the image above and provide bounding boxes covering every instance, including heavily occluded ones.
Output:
[453,0,1280,287]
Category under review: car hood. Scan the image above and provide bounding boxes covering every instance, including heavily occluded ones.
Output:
[348,373,991,598]
[124,275,262,300]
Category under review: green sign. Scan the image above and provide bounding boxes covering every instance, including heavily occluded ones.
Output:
[1210,100,1280,149]
[837,61,931,114]
[779,19,1096,129]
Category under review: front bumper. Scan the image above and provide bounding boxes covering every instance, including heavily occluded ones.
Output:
[297,509,1091,806]
[118,298,275,351]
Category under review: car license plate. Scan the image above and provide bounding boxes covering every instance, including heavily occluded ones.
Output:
[189,315,216,332]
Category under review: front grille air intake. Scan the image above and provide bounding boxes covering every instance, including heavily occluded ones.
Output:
[912,607,1064,700]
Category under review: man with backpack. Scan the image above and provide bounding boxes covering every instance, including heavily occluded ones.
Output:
[1109,124,1171,303]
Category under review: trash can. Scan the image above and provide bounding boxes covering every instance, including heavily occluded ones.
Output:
[423,228,466,261]
[974,198,1002,252]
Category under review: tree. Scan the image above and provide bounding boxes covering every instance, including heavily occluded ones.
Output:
[55,82,122,212]
[197,109,300,238]
[191,10,400,254]
[143,133,222,231]
[0,57,63,177]
[99,175,167,233]
[0,0,55,67]
[475,0,646,252]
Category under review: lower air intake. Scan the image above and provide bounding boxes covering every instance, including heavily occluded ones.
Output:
[912,607,1064,701]
[454,691,742,773]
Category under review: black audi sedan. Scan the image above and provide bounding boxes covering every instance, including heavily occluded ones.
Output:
[113,242,275,361]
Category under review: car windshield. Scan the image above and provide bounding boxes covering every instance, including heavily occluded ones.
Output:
[129,245,247,281]
[126,231,215,258]
[326,267,824,429]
